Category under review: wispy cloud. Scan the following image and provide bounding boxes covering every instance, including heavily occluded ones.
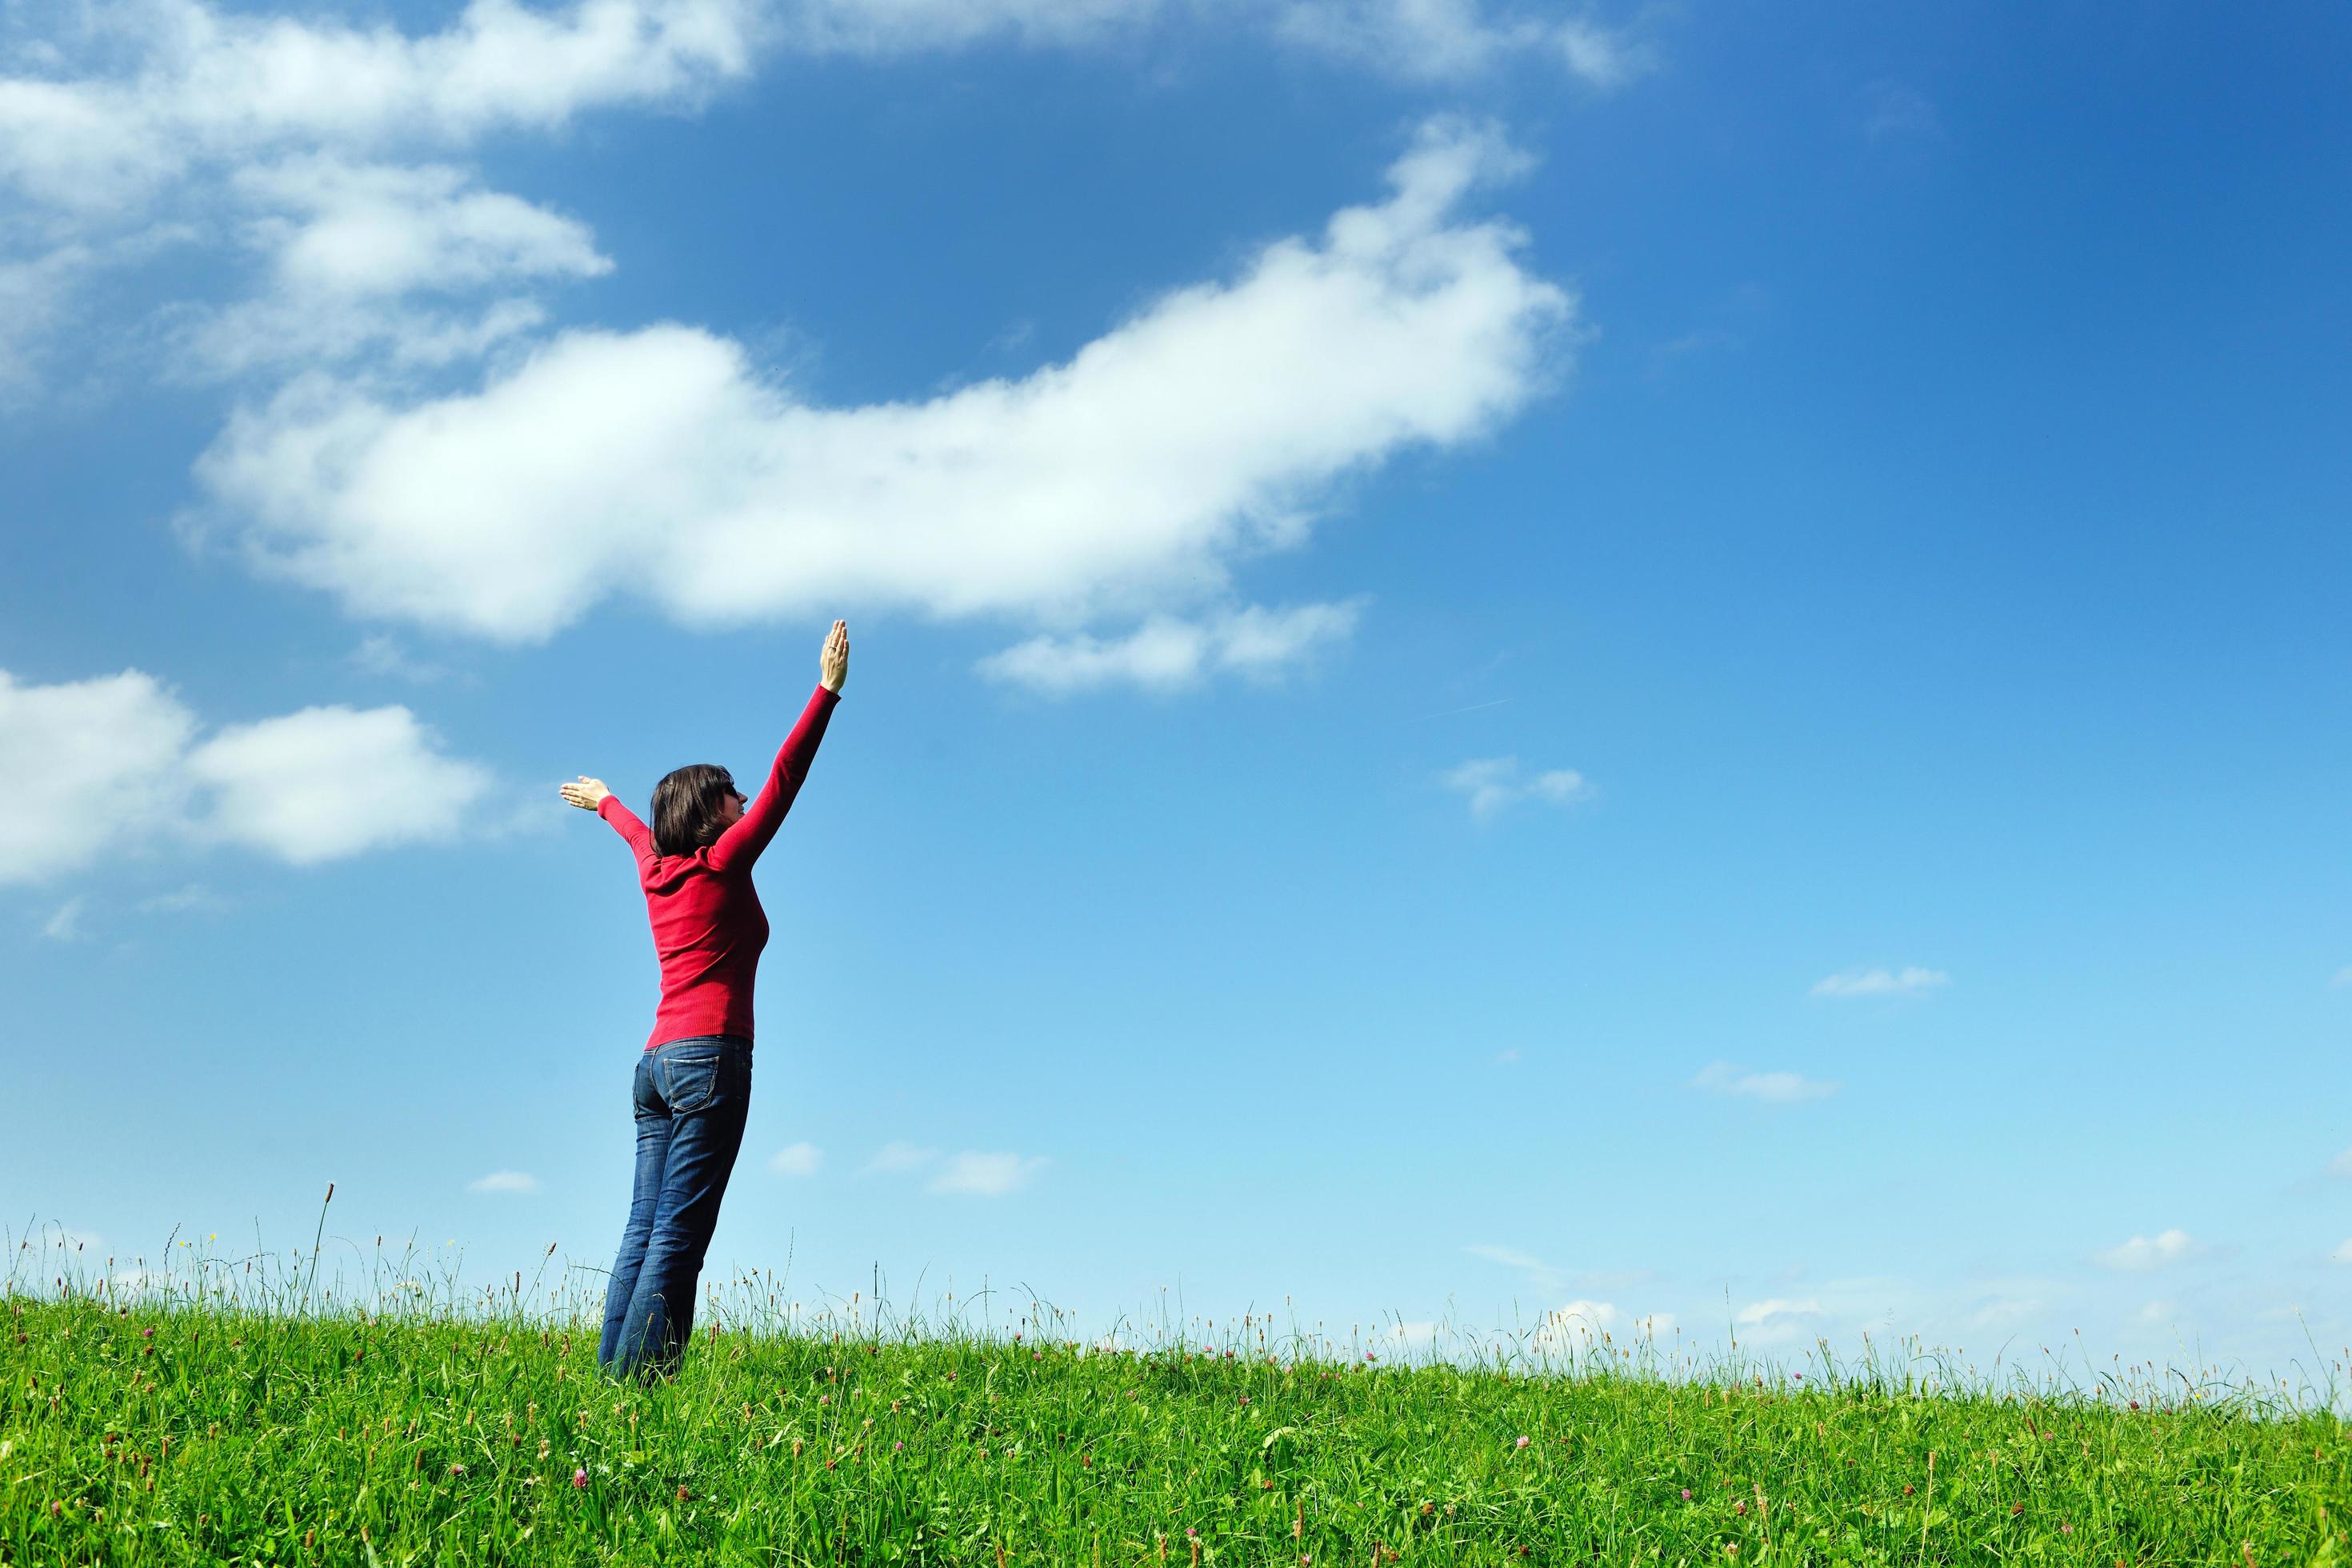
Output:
[979,600,1364,695]
[1690,1061,1838,1104]
[768,1142,822,1177]
[2093,1229,2201,1272]
[2334,1239,2352,1265]
[40,896,87,941]
[861,1140,940,1175]
[926,1152,1048,1197]
[351,635,457,685]
[1464,1242,1567,1296]
[134,883,230,915]
[1859,78,1942,142]
[2330,966,2352,990]
[1441,757,1591,819]
[1810,966,1950,999]
[468,1170,539,1194]
[2328,1148,2352,1178]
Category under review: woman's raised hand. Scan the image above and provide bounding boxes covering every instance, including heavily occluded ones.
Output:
[819,618,850,694]
[559,776,611,811]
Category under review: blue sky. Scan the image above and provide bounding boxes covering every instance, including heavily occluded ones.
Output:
[5,0,2350,1384]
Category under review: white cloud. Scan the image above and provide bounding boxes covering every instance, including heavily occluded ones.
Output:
[0,0,1639,405]
[1533,1298,1608,1354]
[0,668,198,884]
[926,1151,1048,1196]
[1690,1061,1838,1104]
[243,158,610,298]
[768,1142,822,1176]
[40,896,89,940]
[2329,1148,2352,1178]
[185,703,491,865]
[1734,1297,1821,1343]
[2330,966,2352,989]
[776,0,1642,87]
[0,0,762,216]
[2334,1239,2352,1265]
[0,0,1632,229]
[2093,1229,2201,1272]
[0,665,491,882]
[1529,1299,1677,1349]
[861,1139,939,1174]
[194,120,1570,646]
[979,599,1363,694]
[174,159,607,378]
[1810,966,1950,998]
[1276,1,1642,87]
[468,1170,541,1194]
[1441,756,1590,819]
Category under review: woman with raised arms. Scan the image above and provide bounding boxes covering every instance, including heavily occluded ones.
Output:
[558,619,849,1380]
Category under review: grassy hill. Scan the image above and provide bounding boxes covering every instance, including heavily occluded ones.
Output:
[3,1288,2346,1565]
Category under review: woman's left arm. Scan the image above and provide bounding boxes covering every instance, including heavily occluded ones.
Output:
[710,622,846,875]
[707,686,840,874]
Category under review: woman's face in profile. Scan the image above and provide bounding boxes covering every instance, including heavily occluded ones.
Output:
[714,779,747,830]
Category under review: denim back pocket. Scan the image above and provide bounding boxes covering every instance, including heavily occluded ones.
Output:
[659,1044,729,1114]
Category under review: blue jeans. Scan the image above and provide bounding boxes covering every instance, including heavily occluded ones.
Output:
[598,1035,752,1380]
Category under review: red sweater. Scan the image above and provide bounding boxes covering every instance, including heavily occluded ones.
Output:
[598,683,841,1051]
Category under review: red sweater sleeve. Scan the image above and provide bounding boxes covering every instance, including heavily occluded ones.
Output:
[598,794,658,874]
[707,683,840,875]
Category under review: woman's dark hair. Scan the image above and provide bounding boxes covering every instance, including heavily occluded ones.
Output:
[651,764,738,857]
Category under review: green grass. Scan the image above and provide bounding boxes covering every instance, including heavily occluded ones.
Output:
[3,1246,2347,1566]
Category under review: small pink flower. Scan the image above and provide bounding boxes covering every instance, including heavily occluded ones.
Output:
[1239,1395,1250,1406]
[1680,1490,1691,1501]
[449,1462,466,1476]
[1514,1435,1530,1450]
[894,1441,904,1451]
[1735,1502,1746,1515]
[1364,1352,1376,1362]
[572,1468,587,1489]
[1032,1351,1041,1361]
[142,1327,154,1339]
[819,1394,830,1406]
[2061,1523,2074,1534]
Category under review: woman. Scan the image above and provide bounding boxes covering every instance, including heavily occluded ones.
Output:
[558,619,849,1380]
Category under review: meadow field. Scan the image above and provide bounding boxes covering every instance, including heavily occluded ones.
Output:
[2,1236,2346,1566]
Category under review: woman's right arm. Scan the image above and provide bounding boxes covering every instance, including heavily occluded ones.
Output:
[562,775,656,872]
